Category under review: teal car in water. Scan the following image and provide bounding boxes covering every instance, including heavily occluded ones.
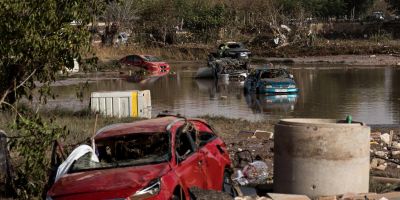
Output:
[244,67,299,94]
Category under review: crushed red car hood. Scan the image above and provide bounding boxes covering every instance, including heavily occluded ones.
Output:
[48,163,170,198]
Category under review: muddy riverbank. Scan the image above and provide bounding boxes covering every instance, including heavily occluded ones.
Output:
[94,54,400,73]
[94,39,400,68]
[255,54,400,66]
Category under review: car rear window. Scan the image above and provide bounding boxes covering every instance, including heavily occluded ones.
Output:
[70,133,170,172]
[198,131,216,147]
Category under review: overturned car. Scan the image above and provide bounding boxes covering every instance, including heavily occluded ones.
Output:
[244,67,299,94]
[47,116,232,200]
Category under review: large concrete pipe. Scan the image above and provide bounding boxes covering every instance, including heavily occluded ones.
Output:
[273,119,370,198]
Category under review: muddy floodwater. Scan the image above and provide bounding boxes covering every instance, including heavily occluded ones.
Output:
[47,62,400,124]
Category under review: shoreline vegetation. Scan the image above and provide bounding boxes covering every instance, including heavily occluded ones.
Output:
[93,38,400,69]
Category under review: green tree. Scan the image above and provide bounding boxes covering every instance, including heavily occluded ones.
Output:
[138,0,179,44]
[0,1,96,107]
[101,0,140,45]
[0,1,99,198]
[185,2,226,42]
[344,0,375,18]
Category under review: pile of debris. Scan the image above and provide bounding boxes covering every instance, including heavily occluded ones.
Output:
[196,41,251,80]
[234,191,400,200]
[370,129,400,176]
[208,57,249,75]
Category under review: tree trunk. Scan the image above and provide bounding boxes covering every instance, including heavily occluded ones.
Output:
[0,131,12,197]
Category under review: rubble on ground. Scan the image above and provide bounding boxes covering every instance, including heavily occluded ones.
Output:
[223,126,400,199]
[189,187,232,200]
[370,127,400,178]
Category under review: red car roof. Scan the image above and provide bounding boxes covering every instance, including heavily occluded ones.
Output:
[94,116,180,140]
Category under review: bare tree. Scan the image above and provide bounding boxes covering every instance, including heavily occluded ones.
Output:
[101,0,140,45]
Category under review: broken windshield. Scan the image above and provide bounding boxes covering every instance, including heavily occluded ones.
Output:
[143,55,162,62]
[70,133,170,172]
[260,69,290,79]
[227,43,243,49]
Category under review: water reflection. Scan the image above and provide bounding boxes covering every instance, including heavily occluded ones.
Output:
[245,94,298,114]
[195,79,244,100]
[45,64,400,124]
[123,69,170,84]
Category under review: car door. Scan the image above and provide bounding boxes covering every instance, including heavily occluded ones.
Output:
[173,123,207,189]
[192,121,229,190]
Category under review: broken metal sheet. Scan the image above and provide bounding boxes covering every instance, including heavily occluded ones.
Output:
[55,145,99,182]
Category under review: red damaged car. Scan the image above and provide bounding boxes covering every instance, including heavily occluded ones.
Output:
[120,54,170,72]
[47,116,232,200]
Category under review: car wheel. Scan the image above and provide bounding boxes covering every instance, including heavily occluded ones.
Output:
[222,170,237,197]
[171,187,186,200]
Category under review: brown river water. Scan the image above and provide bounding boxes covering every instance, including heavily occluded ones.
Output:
[45,62,400,124]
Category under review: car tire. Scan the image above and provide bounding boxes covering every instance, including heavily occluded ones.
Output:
[222,170,237,197]
[171,187,186,200]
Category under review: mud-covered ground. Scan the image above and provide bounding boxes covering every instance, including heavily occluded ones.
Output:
[255,54,400,66]
[191,123,400,199]
[370,125,400,180]
[197,116,400,197]
[95,38,400,69]
[2,109,400,199]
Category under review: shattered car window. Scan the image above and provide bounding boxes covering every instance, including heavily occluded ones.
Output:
[260,69,289,79]
[143,55,161,62]
[70,133,169,172]
[199,132,216,147]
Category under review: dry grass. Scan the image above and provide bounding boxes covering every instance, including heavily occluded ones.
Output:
[0,110,136,145]
[253,38,400,57]
[200,115,275,140]
[0,110,274,147]
[93,45,212,63]
[93,38,400,62]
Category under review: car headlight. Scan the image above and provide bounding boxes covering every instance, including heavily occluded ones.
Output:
[130,179,160,200]
[288,85,296,88]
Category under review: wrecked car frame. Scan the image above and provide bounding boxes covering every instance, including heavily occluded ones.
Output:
[47,116,232,200]
[244,67,299,94]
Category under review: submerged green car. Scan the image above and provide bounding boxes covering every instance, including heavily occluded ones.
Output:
[244,67,299,94]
